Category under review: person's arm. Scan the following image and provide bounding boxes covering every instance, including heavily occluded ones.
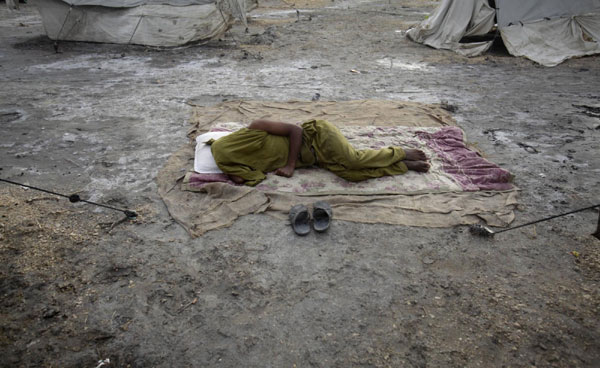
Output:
[248,119,302,178]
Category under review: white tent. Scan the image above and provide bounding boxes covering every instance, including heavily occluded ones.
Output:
[406,0,600,66]
[32,0,256,47]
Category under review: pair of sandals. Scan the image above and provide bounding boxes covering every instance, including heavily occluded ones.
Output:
[289,201,333,235]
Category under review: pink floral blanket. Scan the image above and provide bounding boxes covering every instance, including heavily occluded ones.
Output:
[184,123,513,196]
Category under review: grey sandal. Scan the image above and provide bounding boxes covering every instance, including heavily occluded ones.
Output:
[312,201,332,232]
[289,204,311,236]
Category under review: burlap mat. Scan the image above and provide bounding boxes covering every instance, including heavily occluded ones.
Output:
[158,100,518,237]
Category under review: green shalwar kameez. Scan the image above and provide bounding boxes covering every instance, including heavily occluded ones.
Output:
[210,119,408,186]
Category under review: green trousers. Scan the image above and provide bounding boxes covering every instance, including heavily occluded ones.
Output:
[302,120,408,182]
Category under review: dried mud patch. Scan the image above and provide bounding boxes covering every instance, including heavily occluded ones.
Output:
[0,188,110,275]
[0,187,149,367]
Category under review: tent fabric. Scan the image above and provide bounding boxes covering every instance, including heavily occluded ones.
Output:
[34,0,253,47]
[405,0,496,57]
[577,13,600,42]
[496,0,600,28]
[406,0,600,66]
[502,15,600,67]
[60,0,214,7]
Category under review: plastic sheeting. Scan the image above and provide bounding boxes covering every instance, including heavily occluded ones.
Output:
[406,0,600,66]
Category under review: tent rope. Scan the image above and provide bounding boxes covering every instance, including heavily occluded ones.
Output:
[54,5,73,53]
[128,15,144,45]
[0,178,137,219]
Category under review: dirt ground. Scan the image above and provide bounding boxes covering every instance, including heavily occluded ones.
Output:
[1,1,599,367]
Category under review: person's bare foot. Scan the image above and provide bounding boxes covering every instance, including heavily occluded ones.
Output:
[405,160,430,172]
[405,149,427,161]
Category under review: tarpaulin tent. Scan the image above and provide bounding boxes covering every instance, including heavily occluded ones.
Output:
[406,0,600,66]
[32,0,256,47]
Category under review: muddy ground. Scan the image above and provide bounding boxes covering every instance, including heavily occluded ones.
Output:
[1,1,599,367]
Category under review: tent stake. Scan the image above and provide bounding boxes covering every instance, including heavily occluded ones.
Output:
[471,203,600,238]
[593,210,600,240]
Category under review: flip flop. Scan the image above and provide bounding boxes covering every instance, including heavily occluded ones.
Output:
[312,201,332,232]
[289,204,311,236]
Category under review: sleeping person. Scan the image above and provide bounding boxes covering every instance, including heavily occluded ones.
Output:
[208,119,429,186]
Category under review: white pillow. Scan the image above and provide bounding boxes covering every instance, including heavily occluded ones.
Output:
[194,131,231,173]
